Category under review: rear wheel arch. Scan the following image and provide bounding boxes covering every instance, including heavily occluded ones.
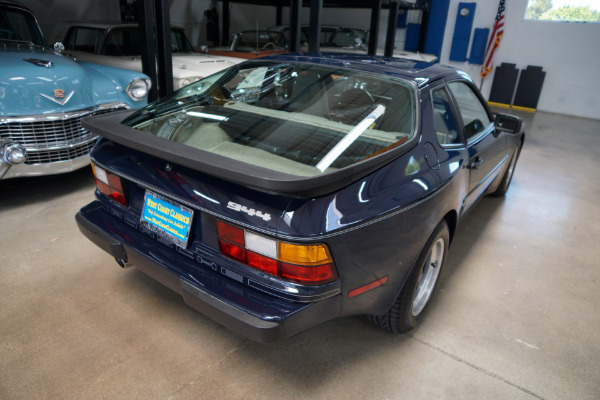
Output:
[368,219,450,333]
[443,210,458,245]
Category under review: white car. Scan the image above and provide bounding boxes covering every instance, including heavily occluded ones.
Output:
[268,25,438,63]
[63,23,244,90]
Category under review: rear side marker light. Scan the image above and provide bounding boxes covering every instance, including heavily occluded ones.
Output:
[217,220,337,285]
[92,163,127,207]
[348,276,389,298]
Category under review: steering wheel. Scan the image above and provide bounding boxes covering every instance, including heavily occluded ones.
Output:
[262,42,276,50]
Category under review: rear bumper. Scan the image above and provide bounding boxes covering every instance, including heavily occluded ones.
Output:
[75,202,341,343]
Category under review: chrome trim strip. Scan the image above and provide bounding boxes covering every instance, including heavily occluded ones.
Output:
[40,90,74,106]
[23,135,98,152]
[0,102,130,124]
[1,154,91,179]
[466,123,495,146]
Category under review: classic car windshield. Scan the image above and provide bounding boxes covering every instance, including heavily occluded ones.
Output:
[0,6,44,46]
[326,28,369,48]
[124,62,416,177]
[103,27,194,56]
[233,31,287,51]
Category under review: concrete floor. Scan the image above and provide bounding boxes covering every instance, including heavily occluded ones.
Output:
[1,110,599,400]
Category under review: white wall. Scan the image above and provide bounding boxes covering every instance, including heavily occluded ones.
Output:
[440,0,600,120]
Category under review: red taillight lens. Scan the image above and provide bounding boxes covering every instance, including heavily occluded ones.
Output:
[217,221,245,246]
[218,240,246,263]
[280,262,337,285]
[216,220,337,285]
[92,163,127,206]
[247,251,279,275]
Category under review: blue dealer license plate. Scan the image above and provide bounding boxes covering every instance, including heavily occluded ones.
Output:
[140,191,194,248]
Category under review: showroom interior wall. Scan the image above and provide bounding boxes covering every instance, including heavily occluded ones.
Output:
[438,0,600,120]
[22,0,599,120]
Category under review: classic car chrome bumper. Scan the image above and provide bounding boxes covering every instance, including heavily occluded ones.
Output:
[1,153,92,179]
[0,102,128,179]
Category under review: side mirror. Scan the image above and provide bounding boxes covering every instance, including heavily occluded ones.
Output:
[495,113,523,134]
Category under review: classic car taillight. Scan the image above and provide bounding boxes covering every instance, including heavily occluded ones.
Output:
[92,163,127,206]
[217,220,337,285]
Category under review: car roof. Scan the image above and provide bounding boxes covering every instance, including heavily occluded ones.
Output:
[254,52,463,85]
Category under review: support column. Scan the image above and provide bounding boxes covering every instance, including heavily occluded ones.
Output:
[289,0,301,52]
[384,0,399,57]
[155,0,173,97]
[308,0,322,52]
[368,0,382,56]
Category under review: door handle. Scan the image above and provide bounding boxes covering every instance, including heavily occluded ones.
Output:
[468,156,483,169]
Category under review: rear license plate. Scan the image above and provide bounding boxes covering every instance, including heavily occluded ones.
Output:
[140,190,194,248]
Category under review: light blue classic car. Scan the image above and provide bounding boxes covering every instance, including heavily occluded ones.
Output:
[0,0,151,179]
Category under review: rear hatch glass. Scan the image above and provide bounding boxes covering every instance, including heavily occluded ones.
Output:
[122,61,416,178]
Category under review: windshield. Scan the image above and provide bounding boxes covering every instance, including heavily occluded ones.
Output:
[328,28,369,48]
[124,61,416,177]
[0,6,45,46]
[103,27,194,56]
[233,31,286,51]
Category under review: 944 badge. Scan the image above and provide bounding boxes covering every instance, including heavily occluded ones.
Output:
[227,201,271,222]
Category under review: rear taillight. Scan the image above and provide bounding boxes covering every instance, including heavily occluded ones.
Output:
[92,163,127,207]
[217,220,337,285]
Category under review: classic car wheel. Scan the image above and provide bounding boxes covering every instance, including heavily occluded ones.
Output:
[493,142,522,197]
[369,220,449,333]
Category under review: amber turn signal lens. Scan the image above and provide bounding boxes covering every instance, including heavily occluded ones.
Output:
[216,220,338,285]
[278,242,332,265]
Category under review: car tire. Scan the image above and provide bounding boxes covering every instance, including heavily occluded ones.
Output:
[369,220,449,333]
[493,142,522,197]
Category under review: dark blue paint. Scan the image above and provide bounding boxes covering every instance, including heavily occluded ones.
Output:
[76,54,524,342]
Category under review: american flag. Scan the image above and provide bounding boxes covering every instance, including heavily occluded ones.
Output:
[480,0,506,79]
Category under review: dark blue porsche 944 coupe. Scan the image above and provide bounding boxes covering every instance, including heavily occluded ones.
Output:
[76,53,524,342]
